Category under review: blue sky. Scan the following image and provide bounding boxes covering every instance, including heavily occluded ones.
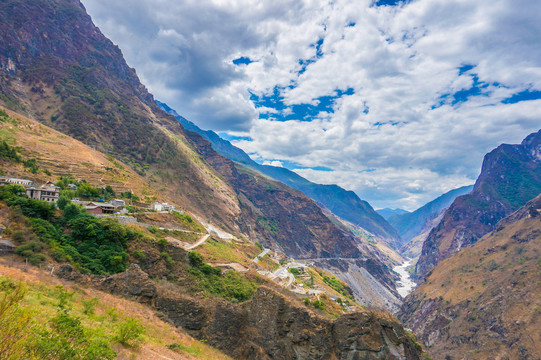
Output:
[83,0,541,210]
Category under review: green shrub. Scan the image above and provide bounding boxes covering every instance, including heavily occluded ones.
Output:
[0,278,32,359]
[289,268,300,276]
[132,250,146,260]
[188,253,258,303]
[32,311,116,359]
[106,308,119,322]
[160,252,174,268]
[189,252,205,268]
[157,238,168,248]
[57,196,70,210]
[322,275,353,300]
[312,299,325,310]
[114,317,145,348]
[82,297,99,315]
[0,140,21,162]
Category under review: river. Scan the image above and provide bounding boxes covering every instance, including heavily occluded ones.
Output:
[393,259,417,298]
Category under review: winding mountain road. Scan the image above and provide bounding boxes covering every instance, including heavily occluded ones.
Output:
[185,234,210,250]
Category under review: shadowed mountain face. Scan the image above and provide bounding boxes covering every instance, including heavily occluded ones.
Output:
[400,194,541,360]
[415,129,541,279]
[157,100,402,248]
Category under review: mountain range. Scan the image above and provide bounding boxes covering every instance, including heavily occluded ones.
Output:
[157,100,402,248]
[376,208,410,220]
[1,0,540,359]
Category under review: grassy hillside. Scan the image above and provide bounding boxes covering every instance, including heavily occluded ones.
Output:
[0,262,231,360]
[0,106,160,201]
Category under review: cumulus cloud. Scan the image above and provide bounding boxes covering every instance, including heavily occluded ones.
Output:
[82,0,541,209]
[262,160,284,167]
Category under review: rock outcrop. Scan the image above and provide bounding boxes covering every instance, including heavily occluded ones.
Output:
[92,263,422,359]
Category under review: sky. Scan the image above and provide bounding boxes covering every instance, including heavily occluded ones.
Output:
[81,0,541,211]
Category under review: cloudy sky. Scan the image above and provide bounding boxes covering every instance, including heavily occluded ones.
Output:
[82,0,541,210]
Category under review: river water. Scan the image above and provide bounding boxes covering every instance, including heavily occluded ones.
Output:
[393,259,417,298]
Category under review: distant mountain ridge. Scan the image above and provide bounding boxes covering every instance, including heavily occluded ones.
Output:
[157,100,402,247]
[377,208,409,220]
[415,129,541,279]
[389,185,473,244]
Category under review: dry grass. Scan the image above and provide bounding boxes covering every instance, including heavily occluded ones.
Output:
[0,259,231,360]
[413,216,541,359]
[0,105,162,201]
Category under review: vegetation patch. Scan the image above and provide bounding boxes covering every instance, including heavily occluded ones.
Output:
[188,252,259,303]
[322,275,354,301]
[1,184,137,274]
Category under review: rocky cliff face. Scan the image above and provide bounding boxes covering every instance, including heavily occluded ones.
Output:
[84,264,423,360]
[415,130,541,279]
[399,194,541,360]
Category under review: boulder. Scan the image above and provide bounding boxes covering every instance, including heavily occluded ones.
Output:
[0,239,15,255]
[99,263,157,303]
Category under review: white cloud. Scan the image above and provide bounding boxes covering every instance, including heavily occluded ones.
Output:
[262,160,284,167]
[82,0,541,209]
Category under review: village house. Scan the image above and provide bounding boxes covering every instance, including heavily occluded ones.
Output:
[153,202,175,212]
[85,202,115,215]
[67,183,77,190]
[26,183,60,203]
[111,199,126,207]
[0,176,33,186]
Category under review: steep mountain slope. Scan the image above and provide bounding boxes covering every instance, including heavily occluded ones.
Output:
[0,106,161,201]
[0,0,241,231]
[399,194,541,359]
[157,101,401,247]
[183,128,405,308]
[377,208,409,220]
[399,211,445,259]
[415,130,541,279]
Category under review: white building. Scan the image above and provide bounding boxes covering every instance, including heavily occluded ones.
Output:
[153,202,175,212]
[0,177,33,186]
[111,199,126,207]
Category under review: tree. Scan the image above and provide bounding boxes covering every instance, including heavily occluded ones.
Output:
[57,195,70,210]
